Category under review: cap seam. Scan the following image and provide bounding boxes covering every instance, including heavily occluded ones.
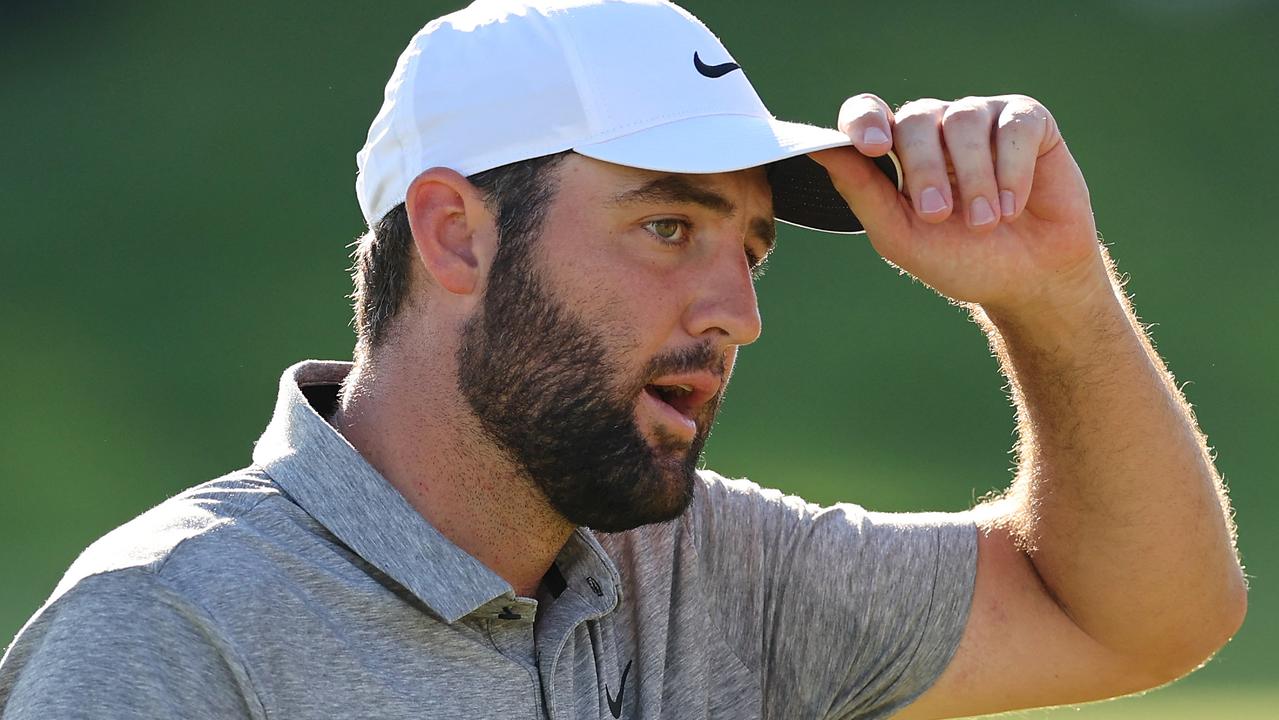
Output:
[393,43,425,215]
[547,3,600,132]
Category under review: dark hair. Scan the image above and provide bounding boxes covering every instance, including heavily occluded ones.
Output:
[348,151,571,357]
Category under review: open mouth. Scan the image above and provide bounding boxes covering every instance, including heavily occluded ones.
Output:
[640,379,715,441]
[637,369,719,441]
[645,382,696,418]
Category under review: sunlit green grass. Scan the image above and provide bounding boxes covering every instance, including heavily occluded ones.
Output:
[969,686,1274,719]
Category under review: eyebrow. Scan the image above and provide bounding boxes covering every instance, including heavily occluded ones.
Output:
[607,175,777,251]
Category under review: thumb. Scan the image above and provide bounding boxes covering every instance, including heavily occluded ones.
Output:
[809,147,909,241]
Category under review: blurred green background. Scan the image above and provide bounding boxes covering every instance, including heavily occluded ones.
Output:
[2,0,1275,716]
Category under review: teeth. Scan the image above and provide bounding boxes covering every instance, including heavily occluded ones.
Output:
[650,383,694,398]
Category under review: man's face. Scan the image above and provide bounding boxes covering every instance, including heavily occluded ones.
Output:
[458,155,773,532]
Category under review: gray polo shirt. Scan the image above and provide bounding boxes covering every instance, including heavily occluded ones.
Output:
[1,361,976,719]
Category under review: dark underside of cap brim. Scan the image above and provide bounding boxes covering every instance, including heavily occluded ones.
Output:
[766,153,899,234]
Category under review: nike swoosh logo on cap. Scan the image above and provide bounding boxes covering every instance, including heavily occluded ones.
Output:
[693,51,741,78]
[605,659,633,718]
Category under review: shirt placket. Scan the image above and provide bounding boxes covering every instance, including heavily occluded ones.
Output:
[536,573,621,720]
[476,597,546,718]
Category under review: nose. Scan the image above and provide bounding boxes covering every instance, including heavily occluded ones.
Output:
[682,239,763,347]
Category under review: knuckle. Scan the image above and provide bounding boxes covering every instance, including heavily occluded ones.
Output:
[993,154,1028,182]
[893,114,932,138]
[1007,96,1052,123]
[951,135,988,154]
[996,101,1055,149]
[955,163,995,189]
[838,94,890,129]
[998,106,1039,129]
[840,93,880,114]
[996,117,1040,147]
[901,153,947,180]
[941,102,989,132]
[946,133,989,156]
[907,163,947,183]
[1005,93,1045,111]
[895,134,946,159]
[895,98,946,122]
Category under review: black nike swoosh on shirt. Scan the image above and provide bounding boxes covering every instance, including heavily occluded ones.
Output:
[605,659,633,718]
[693,51,741,78]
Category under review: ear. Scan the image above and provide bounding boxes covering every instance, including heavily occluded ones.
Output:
[403,167,495,297]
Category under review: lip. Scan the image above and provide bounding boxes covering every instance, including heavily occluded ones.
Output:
[639,387,697,439]
[639,371,720,439]
[648,372,720,410]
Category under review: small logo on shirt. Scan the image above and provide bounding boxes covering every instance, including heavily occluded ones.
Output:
[693,51,741,78]
[605,659,633,718]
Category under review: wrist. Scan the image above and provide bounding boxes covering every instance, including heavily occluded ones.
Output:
[978,260,1129,350]
[977,245,1120,323]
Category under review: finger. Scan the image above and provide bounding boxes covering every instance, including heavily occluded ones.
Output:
[994,96,1057,220]
[809,146,909,241]
[893,98,953,223]
[941,97,1002,230]
[837,93,896,157]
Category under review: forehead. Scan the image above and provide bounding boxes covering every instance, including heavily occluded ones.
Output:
[555,154,773,215]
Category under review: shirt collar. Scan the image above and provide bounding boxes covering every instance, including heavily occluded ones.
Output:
[251,360,620,623]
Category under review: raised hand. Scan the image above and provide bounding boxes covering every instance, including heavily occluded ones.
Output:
[811,94,1111,321]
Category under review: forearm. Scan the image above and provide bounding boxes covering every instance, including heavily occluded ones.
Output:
[977,249,1246,675]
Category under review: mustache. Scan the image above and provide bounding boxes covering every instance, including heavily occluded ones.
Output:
[641,342,727,384]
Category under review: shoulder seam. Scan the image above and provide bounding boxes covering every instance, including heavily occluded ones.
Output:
[150,466,287,578]
[142,570,271,719]
[23,570,272,719]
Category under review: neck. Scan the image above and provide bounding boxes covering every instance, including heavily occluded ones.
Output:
[333,344,575,598]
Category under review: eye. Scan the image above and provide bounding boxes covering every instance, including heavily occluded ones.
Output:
[643,218,690,244]
[747,249,770,281]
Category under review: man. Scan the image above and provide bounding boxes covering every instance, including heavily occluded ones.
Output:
[0,0,1245,718]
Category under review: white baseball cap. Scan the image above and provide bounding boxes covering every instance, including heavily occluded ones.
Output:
[355,0,900,234]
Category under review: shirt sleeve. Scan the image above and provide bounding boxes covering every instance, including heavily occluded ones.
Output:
[0,569,263,719]
[686,471,977,720]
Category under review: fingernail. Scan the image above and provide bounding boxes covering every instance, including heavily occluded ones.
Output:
[920,186,947,214]
[970,196,996,225]
[863,126,890,145]
[999,190,1015,216]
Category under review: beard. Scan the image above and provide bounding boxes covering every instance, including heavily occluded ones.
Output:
[456,243,725,533]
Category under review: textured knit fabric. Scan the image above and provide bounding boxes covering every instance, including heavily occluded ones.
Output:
[0,360,977,719]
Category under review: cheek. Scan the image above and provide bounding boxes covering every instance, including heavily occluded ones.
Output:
[596,270,687,350]
[589,292,672,365]
[560,242,683,320]
[539,230,689,358]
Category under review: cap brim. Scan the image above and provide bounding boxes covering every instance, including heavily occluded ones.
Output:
[573,115,900,234]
